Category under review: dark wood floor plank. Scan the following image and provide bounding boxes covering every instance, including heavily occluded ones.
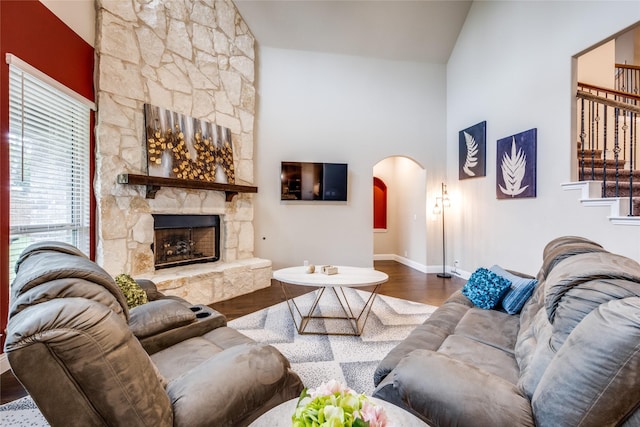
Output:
[0,261,464,404]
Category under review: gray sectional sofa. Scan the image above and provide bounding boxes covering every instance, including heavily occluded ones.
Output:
[5,241,304,427]
[373,236,640,426]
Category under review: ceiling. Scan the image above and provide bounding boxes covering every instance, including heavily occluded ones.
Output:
[233,0,473,63]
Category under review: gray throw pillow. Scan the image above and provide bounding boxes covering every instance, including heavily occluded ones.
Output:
[490,265,538,314]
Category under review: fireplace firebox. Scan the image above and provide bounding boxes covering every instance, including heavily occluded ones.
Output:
[152,214,220,269]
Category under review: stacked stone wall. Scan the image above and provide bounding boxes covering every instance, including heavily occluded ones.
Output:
[94,0,257,281]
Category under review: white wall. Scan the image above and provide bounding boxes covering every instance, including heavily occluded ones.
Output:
[394,157,428,267]
[254,47,446,269]
[615,27,639,65]
[447,1,640,276]
[578,40,615,88]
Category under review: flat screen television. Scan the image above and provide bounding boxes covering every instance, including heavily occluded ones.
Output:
[281,162,348,201]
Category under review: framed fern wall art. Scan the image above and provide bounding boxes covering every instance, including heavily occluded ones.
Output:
[496,128,537,199]
[458,121,486,179]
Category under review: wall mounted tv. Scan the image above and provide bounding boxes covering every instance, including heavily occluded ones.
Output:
[281,162,348,201]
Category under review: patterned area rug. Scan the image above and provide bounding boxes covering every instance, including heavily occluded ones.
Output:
[0,396,47,426]
[228,288,436,395]
[0,289,435,425]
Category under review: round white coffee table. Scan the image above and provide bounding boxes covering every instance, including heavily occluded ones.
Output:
[273,266,388,336]
[249,396,428,426]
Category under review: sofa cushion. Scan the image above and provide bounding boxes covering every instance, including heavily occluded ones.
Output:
[516,309,554,399]
[490,265,538,314]
[453,308,520,353]
[462,268,511,309]
[532,298,640,427]
[388,350,534,427]
[438,335,520,384]
[373,298,471,386]
[165,343,298,427]
[151,327,256,382]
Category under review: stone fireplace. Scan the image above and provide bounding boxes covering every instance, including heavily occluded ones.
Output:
[93,0,270,304]
[153,214,220,269]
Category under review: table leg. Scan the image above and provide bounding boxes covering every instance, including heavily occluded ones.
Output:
[280,281,381,336]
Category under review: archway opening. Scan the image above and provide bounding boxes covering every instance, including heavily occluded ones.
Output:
[373,156,427,269]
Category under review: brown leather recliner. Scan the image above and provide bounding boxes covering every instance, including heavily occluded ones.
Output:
[5,241,303,426]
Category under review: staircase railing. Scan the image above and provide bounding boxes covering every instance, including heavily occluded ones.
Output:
[615,63,640,95]
[576,82,639,216]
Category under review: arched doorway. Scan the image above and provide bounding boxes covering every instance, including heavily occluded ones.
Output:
[373,156,427,270]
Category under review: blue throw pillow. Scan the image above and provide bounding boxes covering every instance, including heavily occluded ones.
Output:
[462,268,512,309]
[490,265,538,315]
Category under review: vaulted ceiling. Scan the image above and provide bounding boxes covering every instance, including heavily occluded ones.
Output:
[233,0,472,63]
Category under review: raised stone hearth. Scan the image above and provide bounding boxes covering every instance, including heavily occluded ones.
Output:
[138,258,271,304]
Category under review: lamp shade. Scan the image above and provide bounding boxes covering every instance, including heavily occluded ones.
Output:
[433,202,441,215]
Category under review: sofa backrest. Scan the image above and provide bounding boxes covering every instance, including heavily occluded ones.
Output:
[536,235,606,282]
[5,242,173,426]
[515,236,640,426]
[9,241,130,321]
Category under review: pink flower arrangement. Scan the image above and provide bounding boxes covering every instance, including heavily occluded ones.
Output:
[292,380,389,427]
[359,400,388,426]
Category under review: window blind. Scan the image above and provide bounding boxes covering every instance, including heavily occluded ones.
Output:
[8,61,91,283]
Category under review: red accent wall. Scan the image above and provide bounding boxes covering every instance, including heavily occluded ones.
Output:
[373,177,387,229]
[0,0,94,350]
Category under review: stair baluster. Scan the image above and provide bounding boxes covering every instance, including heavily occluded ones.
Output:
[576,82,640,217]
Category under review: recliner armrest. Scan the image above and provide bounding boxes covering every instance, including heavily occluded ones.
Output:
[374,350,535,427]
[165,342,303,427]
[135,278,182,302]
[130,300,227,354]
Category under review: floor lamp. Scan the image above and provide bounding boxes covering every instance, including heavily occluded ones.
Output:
[433,182,451,278]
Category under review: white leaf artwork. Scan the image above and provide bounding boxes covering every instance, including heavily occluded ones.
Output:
[462,131,479,176]
[499,137,528,197]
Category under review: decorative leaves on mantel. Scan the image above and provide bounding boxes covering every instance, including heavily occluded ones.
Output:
[144,103,235,185]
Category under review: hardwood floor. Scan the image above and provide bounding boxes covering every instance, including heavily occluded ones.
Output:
[0,260,464,405]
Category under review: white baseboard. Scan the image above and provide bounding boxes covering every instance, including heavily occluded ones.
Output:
[374,253,428,272]
[450,268,471,280]
[1,353,9,373]
[395,255,429,273]
[374,253,471,279]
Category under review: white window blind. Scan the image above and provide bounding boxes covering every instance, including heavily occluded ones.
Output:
[8,60,91,283]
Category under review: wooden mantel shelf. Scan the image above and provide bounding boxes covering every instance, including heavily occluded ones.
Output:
[117,173,258,201]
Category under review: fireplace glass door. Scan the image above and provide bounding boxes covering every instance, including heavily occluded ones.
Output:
[153,214,220,269]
